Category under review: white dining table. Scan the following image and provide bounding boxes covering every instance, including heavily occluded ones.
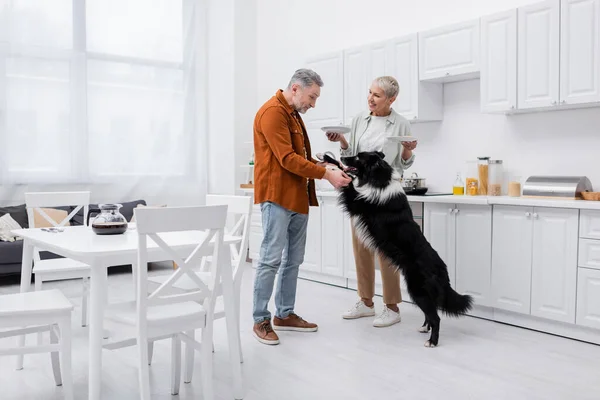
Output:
[13,225,244,400]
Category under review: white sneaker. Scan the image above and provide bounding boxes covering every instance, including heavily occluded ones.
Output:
[342,300,376,319]
[373,307,401,327]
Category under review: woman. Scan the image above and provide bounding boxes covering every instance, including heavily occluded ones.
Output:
[326,76,417,328]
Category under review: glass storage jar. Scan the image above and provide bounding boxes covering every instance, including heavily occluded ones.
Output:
[91,204,128,235]
[508,175,522,197]
[488,160,503,196]
[465,160,479,196]
[477,157,490,195]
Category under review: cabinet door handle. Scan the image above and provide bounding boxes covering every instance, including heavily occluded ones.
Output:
[533,212,539,219]
[454,209,459,214]
[448,208,454,214]
[525,212,531,217]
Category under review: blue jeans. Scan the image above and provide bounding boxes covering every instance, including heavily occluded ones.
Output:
[252,201,308,323]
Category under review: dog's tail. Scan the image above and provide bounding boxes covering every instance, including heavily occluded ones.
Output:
[440,288,473,317]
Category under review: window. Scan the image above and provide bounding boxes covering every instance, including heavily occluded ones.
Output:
[0,0,200,184]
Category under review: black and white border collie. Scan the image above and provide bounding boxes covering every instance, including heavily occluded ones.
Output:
[336,151,473,347]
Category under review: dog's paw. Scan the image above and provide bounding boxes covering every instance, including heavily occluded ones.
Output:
[424,340,437,348]
[418,326,430,333]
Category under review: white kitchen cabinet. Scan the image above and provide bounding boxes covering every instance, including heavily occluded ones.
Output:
[423,203,493,305]
[517,0,561,109]
[560,0,600,106]
[418,19,480,82]
[343,46,369,126]
[492,206,534,314]
[492,205,579,321]
[249,204,263,261]
[424,203,456,286]
[576,267,600,329]
[387,34,443,122]
[480,9,518,113]
[455,204,493,307]
[304,52,344,129]
[580,210,600,239]
[530,207,578,323]
[320,197,345,277]
[343,42,390,126]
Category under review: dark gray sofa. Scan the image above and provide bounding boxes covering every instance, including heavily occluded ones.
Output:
[0,199,146,277]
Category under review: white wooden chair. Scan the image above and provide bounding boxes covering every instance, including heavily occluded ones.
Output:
[0,289,74,400]
[147,194,251,371]
[102,205,228,400]
[25,191,91,331]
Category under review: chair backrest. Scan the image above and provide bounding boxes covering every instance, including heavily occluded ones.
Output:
[25,191,91,228]
[25,191,91,263]
[134,205,228,325]
[204,195,252,286]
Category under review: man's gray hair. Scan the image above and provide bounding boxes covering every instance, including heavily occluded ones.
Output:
[287,68,324,89]
[373,76,400,99]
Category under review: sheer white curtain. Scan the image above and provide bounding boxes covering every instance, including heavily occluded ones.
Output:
[0,0,206,206]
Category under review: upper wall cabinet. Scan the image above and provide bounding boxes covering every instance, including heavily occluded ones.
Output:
[480,9,518,113]
[343,42,389,125]
[518,0,561,109]
[560,0,600,105]
[387,34,443,122]
[343,36,443,124]
[304,52,344,129]
[418,19,480,82]
[481,0,600,113]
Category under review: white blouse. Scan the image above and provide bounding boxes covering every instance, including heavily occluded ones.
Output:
[356,116,388,152]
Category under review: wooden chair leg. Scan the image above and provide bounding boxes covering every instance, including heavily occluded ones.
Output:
[50,325,62,386]
[171,335,181,395]
[35,276,44,345]
[136,331,151,400]
[184,330,195,383]
[58,319,74,400]
[81,277,89,327]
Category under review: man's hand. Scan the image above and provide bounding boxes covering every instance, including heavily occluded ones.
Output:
[324,168,352,189]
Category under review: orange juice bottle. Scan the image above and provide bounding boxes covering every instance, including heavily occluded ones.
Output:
[453,173,464,195]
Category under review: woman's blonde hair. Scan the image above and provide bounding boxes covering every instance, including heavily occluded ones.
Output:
[373,76,399,99]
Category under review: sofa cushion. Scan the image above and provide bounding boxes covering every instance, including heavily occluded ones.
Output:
[0,204,28,228]
[0,239,25,264]
[32,208,71,228]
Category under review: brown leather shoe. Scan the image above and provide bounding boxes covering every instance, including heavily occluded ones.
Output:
[253,320,280,345]
[273,313,318,332]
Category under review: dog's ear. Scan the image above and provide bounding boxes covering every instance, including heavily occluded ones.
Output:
[375,151,385,160]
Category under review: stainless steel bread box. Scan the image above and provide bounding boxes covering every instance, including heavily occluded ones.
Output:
[522,176,593,199]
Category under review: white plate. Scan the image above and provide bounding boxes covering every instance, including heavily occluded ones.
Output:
[386,136,418,143]
[321,125,351,134]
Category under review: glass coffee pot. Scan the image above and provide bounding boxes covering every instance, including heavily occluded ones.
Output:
[91,204,128,235]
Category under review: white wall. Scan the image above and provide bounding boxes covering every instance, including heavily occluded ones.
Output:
[206,0,257,195]
[255,0,600,192]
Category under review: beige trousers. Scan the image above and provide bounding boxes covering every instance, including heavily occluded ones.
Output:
[351,222,402,305]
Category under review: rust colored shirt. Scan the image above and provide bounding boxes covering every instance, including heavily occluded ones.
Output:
[253,90,326,214]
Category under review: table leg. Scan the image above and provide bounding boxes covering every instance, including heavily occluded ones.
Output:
[220,246,244,399]
[15,239,34,370]
[88,265,108,400]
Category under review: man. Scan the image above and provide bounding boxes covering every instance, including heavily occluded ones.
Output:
[252,69,351,345]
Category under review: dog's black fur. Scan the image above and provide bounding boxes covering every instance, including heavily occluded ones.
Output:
[339,151,473,347]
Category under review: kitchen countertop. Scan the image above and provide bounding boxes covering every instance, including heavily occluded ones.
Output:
[238,188,600,210]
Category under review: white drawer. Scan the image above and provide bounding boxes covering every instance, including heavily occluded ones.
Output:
[578,239,600,270]
[580,210,600,240]
[576,268,600,330]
